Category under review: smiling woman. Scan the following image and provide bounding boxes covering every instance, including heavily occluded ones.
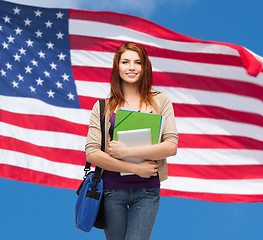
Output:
[85,42,178,240]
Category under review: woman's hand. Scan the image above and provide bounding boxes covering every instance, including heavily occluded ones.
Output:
[108,141,159,178]
[134,161,159,178]
[108,141,129,159]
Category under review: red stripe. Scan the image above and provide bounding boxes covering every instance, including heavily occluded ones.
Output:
[0,136,86,165]
[72,66,111,82]
[179,134,263,150]
[77,88,263,128]
[69,35,243,66]
[160,189,263,203]
[3,165,263,202]
[78,95,101,110]
[73,66,263,101]
[69,9,197,43]
[0,164,81,190]
[0,109,88,136]
[168,164,263,179]
[173,103,263,128]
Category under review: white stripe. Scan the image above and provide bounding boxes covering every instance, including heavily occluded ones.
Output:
[69,19,240,56]
[167,149,263,165]
[75,81,263,116]
[0,95,91,125]
[70,50,263,86]
[1,122,86,151]
[176,117,263,142]
[155,86,263,116]
[0,149,83,180]
[76,80,110,98]
[161,177,263,194]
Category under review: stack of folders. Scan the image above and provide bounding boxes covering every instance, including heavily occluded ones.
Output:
[113,109,165,176]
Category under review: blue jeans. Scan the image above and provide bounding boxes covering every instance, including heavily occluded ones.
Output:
[103,188,160,240]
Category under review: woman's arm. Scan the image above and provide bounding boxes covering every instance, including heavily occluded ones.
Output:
[86,150,159,178]
[108,140,177,161]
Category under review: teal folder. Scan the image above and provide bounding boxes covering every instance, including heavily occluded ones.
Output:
[113,109,165,144]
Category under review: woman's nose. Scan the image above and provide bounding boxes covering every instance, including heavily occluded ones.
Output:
[129,62,135,70]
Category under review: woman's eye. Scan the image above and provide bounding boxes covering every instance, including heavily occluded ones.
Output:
[122,61,128,64]
[136,61,141,65]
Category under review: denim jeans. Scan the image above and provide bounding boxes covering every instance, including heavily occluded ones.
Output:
[103,188,160,240]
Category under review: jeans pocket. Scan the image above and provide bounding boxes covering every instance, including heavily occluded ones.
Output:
[143,188,160,196]
[104,189,115,198]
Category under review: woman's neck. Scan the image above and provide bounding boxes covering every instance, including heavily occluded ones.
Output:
[123,90,141,110]
[122,85,152,112]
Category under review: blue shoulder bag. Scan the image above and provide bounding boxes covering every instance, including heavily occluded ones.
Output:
[75,99,106,232]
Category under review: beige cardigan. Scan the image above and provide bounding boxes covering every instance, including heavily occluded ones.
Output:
[85,92,179,182]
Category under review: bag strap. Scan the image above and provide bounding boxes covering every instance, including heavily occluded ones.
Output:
[83,99,106,179]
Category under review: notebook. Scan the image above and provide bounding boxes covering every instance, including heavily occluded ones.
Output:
[113,109,165,144]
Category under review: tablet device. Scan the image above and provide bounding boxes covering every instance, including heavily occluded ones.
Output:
[117,128,152,164]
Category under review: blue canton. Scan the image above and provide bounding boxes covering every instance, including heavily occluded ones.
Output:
[0,1,80,108]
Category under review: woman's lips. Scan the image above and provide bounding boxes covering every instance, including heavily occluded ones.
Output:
[126,73,137,78]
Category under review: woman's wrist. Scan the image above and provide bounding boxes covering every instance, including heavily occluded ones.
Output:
[125,147,134,159]
[129,162,138,175]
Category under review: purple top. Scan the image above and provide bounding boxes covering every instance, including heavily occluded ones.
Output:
[102,113,160,190]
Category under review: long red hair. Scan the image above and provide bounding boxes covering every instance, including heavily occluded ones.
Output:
[105,42,158,116]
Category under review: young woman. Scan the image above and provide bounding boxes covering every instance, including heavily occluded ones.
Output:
[85,42,178,240]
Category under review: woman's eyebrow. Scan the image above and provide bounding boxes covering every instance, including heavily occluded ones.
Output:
[121,58,141,61]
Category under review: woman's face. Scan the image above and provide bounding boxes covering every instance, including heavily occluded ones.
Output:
[118,50,142,85]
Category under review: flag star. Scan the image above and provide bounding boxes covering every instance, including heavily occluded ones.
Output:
[6,62,12,70]
[44,70,51,77]
[0,26,2,31]
[29,86,36,93]
[7,35,15,43]
[56,81,63,88]
[31,59,38,66]
[12,81,19,88]
[13,53,21,61]
[47,89,55,98]
[35,30,43,38]
[46,41,54,49]
[14,27,22,35]
[50,62,57,70]
[17,74,24,81]
[38,51,45,58]
[25,65,33,74]
[45,20,53,28]
[35,10,42,17]
[56,12,64,19]
[62,73,69,81]
[24,18,31,26]
[26,39,34,47]
[3,15,11,23]
[13,7,21,14]
[1,69,7,76]
[2,42,9,49]
[58,52,66,61]
[67,92,75,100]
[36,77,44,86]
[19,47,26,55]
[56,32,64,39]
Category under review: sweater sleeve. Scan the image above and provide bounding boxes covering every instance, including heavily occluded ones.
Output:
[85,101,102,156]
[158,93,179,144]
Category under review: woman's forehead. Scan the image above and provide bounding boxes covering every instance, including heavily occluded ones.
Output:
[120,50,140,59]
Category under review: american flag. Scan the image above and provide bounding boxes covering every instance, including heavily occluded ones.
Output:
[0,1,263,203]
